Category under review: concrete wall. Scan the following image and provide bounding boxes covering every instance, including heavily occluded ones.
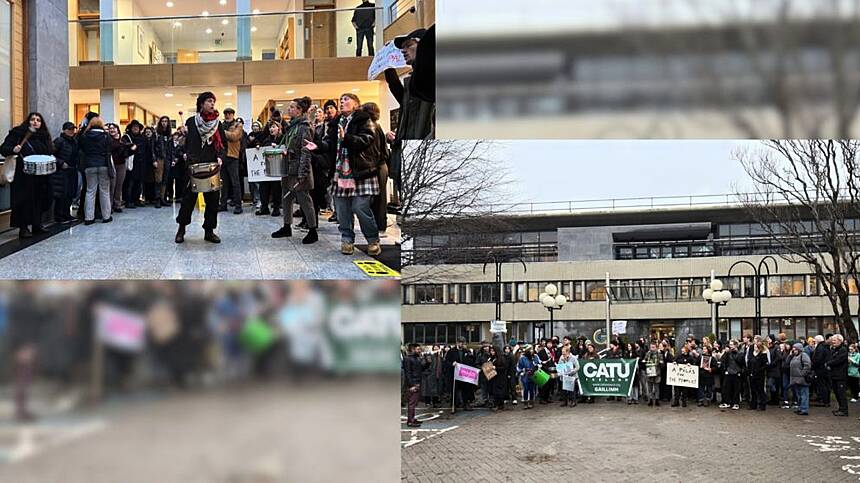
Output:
[29,0,70,126]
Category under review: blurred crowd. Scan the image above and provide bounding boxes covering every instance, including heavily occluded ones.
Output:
[0,280,399,422]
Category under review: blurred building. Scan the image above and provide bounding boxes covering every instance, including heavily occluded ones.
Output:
[436,0,860,139]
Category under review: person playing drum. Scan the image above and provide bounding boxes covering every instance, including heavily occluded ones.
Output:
[175,92,225,244]
[0,112,54,239]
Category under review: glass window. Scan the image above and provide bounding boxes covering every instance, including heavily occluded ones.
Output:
[640,280,657,300]
[635,247,649,259]
[413,324,426,344]
[503,283,513,303]
[673,245,690,258]
[847,277,859,295]
[573,281,584,301]
[402,285,409,305]
[807,276,819,297]
[741,318,754,338]
[586,281,606,301]
[822,318,839,336]
[678,279,691,300]
[723,277,742,298]
[0,0,11,212]
[471,283,499,304]
[447,285,456,304]
[795,318,806,339]
[527,283,542,302]
[719,318,729,341]
[691,278,707,299]
[560,282,572,300]
[459,285,468,304]
[780,317,795,341]
[415,285,444,304]
[617,247,633,260]
[807,317,821,337]
[743,276,755,298]
[661,279,678,300]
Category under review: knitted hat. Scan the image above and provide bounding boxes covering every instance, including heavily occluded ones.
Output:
[793,343,803,351]
[196,91,216,112]
[323,99,337,110]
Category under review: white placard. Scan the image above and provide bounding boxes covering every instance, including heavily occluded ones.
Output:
[246,147,280,182]
[367,41,408,81]
[490,320,507,333]
[667,363,699,388]
[612,320,627,335]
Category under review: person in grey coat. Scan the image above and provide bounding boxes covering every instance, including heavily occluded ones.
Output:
[789,343,813,416]
[420,346,443,408]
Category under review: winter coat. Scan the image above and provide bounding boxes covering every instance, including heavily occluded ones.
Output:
[53,134,78,169]
[789,351,812,386]
[517,354,541,385]
[829,344,849,382]
[340,110,383,180]
[491,356,509,399]
[812,343,831,375]
[153,132,175,163]
[767,347,783,378]
[849,352,860,379]
[720,349,745,376]
[643,350,664,383]
[748,351,769,379]
[420,352,443,398]
[403,353,424,387]
[77,129,112,170]
[282,117,314,190]
[183,116,226,165]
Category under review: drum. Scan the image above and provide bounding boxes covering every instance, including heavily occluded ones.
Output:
[531,368,550,387]
[263,148,287,177]
[22,155,57,176]
[188,162,221,193]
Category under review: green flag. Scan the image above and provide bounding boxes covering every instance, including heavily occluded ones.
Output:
[577,358,638,397]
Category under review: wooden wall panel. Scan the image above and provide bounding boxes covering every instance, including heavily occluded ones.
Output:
[313,57,371,83]
[69,65,104,89]
[103,64,172,89]
[383,11,418,43]
[11,0,25,122]
[244,59,313,85]
[172,62,243,87]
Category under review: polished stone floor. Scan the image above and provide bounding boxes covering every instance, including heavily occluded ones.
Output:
[0,202,399,280]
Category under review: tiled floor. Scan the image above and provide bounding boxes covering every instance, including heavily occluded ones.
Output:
[0,202,399,280]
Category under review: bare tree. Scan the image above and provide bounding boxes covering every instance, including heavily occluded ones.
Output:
[400,140,517,280]
[735,139,860,341]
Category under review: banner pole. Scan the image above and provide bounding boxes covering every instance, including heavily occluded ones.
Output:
[452,363,457,414]
[605,272,611,350]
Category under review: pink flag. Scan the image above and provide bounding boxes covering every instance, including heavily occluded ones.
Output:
[453,362,480,386]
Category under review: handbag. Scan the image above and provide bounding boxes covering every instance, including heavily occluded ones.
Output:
[481,361,497,380]
[0,155,15,184]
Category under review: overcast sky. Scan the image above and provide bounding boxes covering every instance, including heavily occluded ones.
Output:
[490,140,760,205]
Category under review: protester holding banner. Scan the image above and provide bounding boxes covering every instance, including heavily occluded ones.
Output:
[556,346,579,407]
[517,345,541,410]
[670,345,694,407]
[643,343,664,406]
[537,340,558,404]
[659,341,675,402]
[696,345,716,406]
[445,337,475,411]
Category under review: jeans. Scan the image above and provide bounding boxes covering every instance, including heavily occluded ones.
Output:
[84,167,112,221]
[355,27,374,56]
[782,372,792,402]
[794,384,809,413]
[698,383,714,402]
[646,378,660,401]
[219,157,242,208]
[250,181,261,208]
[335,195,379,244]
[767,376,780,403]
[522,380,536,402]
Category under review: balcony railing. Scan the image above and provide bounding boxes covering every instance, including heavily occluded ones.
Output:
[69,6,383,66]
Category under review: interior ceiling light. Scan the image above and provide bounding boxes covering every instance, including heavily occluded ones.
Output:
[224,92,232,96]
[205,28,213,34]
[221,19,229,25]
[202,10,209,16]
[175,103,183,107]
[172,21,182,28]
[166,1,174,7]
[164,93,173,97]
[219,0,227,5]
[253,9,260,14]
[251,26,258,32]
[285,90,295,94]
[351,88,360,92]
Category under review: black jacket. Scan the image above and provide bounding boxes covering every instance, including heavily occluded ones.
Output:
[720,349,745,376]
[184,116,226,164]
[768,347,783,378]
[53,134,78,169]
[341,110,382,180]
[153,132,175,162]
[404,353,425,387]
[812,343,831,375]
[77,129,112,170]
[748,352,769,379]
[829,344,849,381]
[351,1,375,30]
[0,125,53,159]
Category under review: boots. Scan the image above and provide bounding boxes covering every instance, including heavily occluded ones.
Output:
[204,229,221,243]
[272,225,292,238]
[175,225,185,243]
[302,228,318,244]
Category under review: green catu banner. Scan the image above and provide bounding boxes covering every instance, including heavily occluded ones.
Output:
[577,358,638,397]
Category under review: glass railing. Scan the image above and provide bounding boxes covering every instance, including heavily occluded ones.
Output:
[69,7,382,66]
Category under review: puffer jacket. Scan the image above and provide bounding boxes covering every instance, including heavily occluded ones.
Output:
[789,351,812,386]
[53,134,78,169]
[77,129,112,170]
[340,110,382,180]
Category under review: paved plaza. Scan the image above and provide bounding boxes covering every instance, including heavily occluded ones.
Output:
[401,400,860,482]
[0,204,399,279]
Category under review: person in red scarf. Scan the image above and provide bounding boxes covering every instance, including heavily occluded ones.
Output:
[175,91,226,244]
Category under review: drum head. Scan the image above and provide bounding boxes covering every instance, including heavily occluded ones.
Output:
[24,155,55,163]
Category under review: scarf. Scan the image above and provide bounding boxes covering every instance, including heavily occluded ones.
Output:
[335,114,355,190]
[195,110,223,152]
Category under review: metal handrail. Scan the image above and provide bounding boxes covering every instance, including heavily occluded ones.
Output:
[69,6,384,24]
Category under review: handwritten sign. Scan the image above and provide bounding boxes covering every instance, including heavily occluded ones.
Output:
[246,147,280,182]
[667,363,699,388]
[612,320,627,335]
[96,305,146,353]
[368,41,408,81]
[453,362,480,386]
[490,320,507,333]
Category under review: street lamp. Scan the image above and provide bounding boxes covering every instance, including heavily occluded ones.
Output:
[540,283,567,340]
[703,278,732,338]
[727,256,778,332]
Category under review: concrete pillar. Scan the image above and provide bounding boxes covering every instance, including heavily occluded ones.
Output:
[99,0,116,64]
[237,86,253,132]
[28,0,70,125]
[236,0,252,61]
[375,1,384,51]
[99,89,119,124]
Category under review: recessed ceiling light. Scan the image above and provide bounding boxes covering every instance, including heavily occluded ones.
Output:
[205,28,213,34]
[201,10,209,16]
[226,102,233,106]
[285,90,295,94]
[219,0,227,5]
[164,93,174,97]
[224,92,232,96]
[172,21,182,28]
[0,98,5,102]
[221,19,229,25]
[253,8,260,14]
[351,88,360,92]
[276,103,284,107]
[175,103,183,107]
[250,26,257,32]
[166,1,174,7]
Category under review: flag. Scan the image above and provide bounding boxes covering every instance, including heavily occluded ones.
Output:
[453,362,480,386]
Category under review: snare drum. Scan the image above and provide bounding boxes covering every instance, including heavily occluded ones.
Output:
[263,148,287,177]
[22,155,57,176]
[188,162,222,193]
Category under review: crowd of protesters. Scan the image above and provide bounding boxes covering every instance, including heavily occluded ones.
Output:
[402,332,860,427]
[0,280,397,422]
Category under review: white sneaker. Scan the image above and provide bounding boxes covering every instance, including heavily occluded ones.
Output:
[512,400,518,405]
[851,399,858,403]
[732,404,740,410]
[718,403,729,409]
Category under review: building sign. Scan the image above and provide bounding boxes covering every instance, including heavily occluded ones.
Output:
[577,358,637,397]
[667,363,699,388]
